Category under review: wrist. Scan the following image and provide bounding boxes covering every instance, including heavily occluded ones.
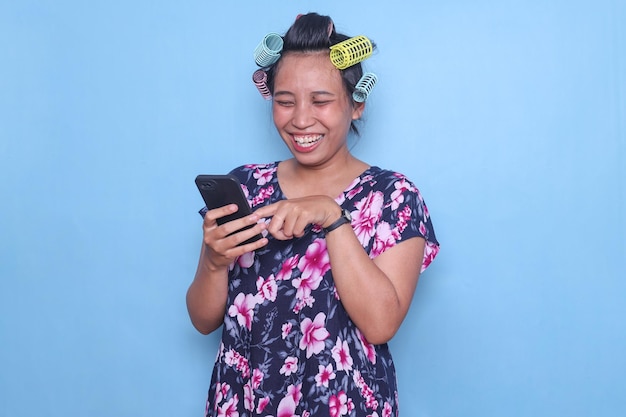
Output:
[323,208,352,234]
[322,205,343,228]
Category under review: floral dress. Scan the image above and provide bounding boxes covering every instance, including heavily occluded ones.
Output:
[199,162,439,417]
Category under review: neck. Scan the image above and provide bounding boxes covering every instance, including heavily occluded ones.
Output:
[278,156,369,199]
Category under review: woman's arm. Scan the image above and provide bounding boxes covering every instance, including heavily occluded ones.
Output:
[253,197,424,344]
[186,204,268,334]
[324,223,424,344]
[186,242,229,334]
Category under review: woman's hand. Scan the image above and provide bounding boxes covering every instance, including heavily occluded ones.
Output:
[201,204,268,269]
[187,204,268,335]
[253,196,342,240]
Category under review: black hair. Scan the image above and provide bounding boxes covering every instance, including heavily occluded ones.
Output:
[262,13,376,136]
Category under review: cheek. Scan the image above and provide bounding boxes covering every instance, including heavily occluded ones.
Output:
[272,105,289,125]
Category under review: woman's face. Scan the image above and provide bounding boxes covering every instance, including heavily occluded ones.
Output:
[272,52,364,167]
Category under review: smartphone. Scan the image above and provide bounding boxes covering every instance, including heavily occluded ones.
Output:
[195,174,263,245]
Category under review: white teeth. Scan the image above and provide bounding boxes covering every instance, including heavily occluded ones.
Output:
[294,134,323,147]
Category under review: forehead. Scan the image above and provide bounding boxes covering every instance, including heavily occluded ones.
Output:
[273,52,344,91]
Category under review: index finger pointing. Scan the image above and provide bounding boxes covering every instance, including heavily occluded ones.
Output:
[251,203,278,219]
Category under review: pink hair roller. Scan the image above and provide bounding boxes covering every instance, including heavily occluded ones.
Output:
[253,69,272,100]
[352,72,378,102]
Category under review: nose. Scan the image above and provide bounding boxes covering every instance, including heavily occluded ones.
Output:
[291,102,315,129]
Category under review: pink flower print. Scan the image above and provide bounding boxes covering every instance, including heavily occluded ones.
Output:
[292,294,317,314]
[335,192,346,206]
[276,255,299,281]
[236,251,255,269]
[371,221,396,258]
[352,191,384,246]
[367,413,380,417]
[253,166,276,186]
[347,398,355,413]
[216,341,225,361]
[298,238,330,280]
[256,396,270,414]
[240,184,250,199]
[214,382,223,404]
[244,381,255,412]
[218,393,239,417]
[251,185,274,207]
[228,292,257,330]
[331,337,353,372]
[273,395,298,417]
[299,312,330,358]
[395,205,411,235]
[345,176,360,192]
[281,322,293,339]
[346,185,363,200]
[383,401,392,417]
[357,329,376,364]
[214,382,230,410]
[419,221,428,237]
[329,391,349,417]
[225,349,251,378]
[251,368,264,389]
[390,179,413,211]
[315,363,336,387]
[287,383,303,404]
[224,349,235,366]
[361,174,375,183]
[294,239,329,299]
[279,356,299,376]
[421,240,439,272]
[353,370,378,410]
[302,294,315,309]
[239,361,251,379]
[364,388,378,410]
[256,274,278,302]
[292,294,318,314]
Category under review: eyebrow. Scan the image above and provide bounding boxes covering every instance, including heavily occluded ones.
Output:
[273,90,336,97]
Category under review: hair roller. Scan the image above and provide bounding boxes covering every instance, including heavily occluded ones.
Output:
[252,69,272,100]
[254,33,284,67]
[352,72,378,102]
[329,35,373,70]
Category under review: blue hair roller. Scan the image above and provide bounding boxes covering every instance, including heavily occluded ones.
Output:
[352,72,378,102]
[254,32,284,67]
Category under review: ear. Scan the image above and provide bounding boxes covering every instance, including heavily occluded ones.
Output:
[351,101,365,120]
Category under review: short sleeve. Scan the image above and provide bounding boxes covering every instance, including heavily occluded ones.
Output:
[364,172,439,272]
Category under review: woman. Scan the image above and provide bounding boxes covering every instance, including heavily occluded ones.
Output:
[187,12,439,417]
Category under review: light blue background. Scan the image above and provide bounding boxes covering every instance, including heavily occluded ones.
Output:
[1,1,624,416]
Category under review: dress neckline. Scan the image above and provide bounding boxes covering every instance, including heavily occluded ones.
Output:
[272,161,377,201]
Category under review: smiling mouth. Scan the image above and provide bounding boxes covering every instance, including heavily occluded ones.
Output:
[293,134,323,148]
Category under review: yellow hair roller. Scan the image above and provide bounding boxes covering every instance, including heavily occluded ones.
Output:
[329,35,373,70]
